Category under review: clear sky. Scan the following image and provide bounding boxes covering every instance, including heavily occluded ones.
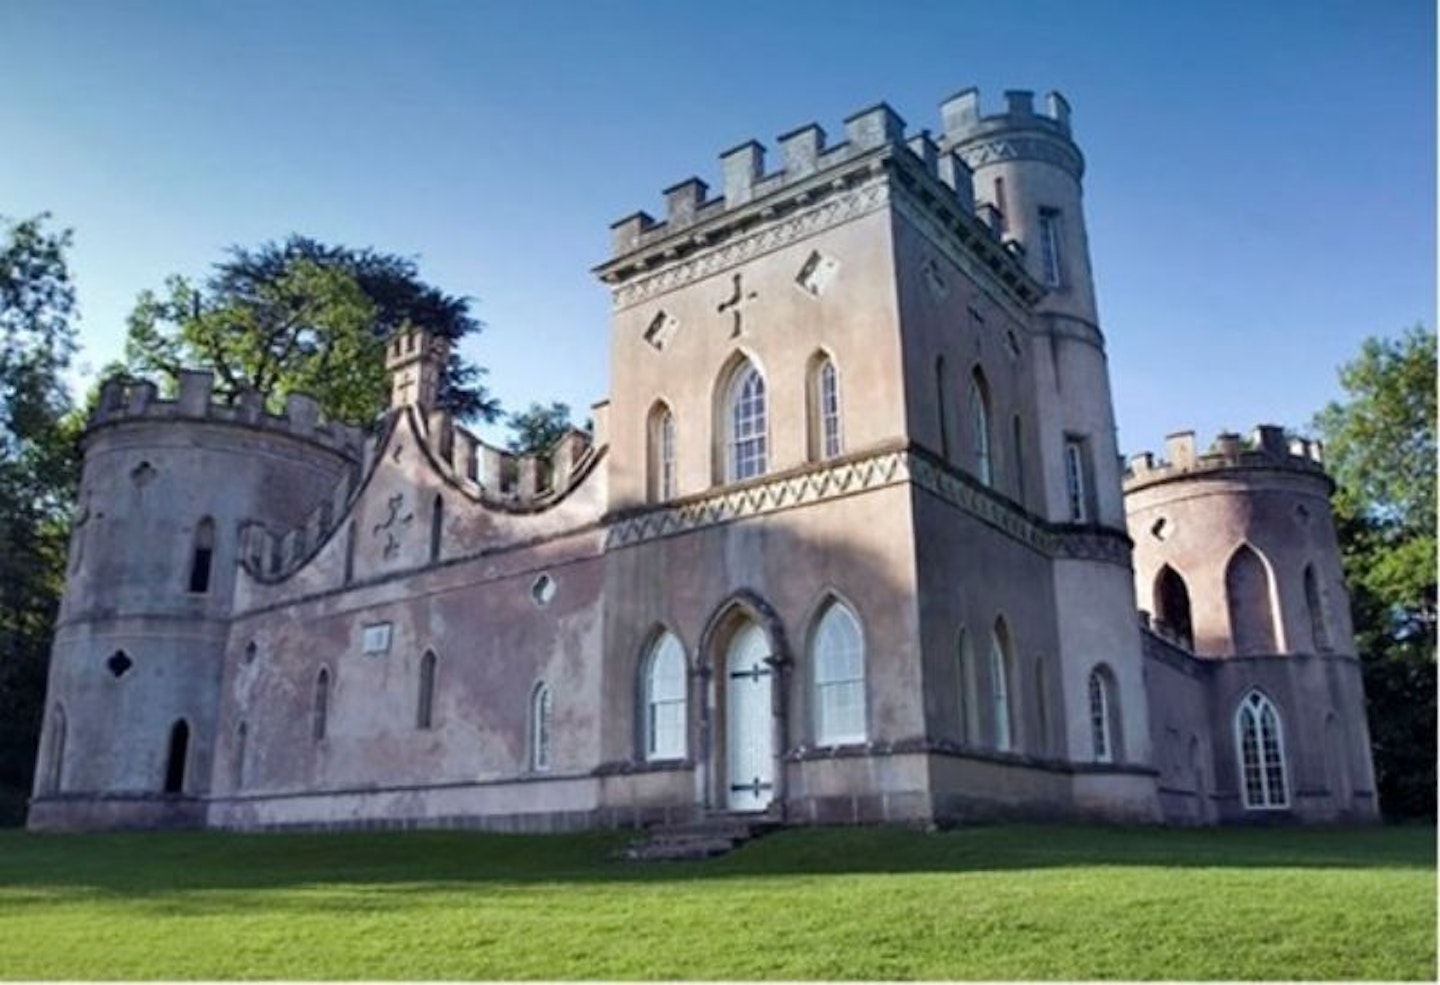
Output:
[2,0,1434,454]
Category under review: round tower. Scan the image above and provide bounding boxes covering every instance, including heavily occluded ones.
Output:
[1124,425,1378,821]
[27,370,361,830]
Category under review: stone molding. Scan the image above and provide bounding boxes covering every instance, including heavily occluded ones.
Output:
[610,178,890,311]
[954,134,1084,179]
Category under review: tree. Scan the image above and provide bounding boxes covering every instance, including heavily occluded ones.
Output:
[1313,325,1436,819]
[124,236,500,424]
[505,401,576,454]
[0,214,82,821]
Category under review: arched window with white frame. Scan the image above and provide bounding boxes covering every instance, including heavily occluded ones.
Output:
[647,402,677,502]
[721,358,768,482]
[1088,665,1119,763]
[807,353,843,462]
[643,632,687,760]
[989,619,1013,751]
[530,682,553,772]
[811,600,866,745]
[968,368,993,487]
[1235,690,1288,809]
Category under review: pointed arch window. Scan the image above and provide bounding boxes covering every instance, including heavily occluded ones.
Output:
[989,621,1013,751]
[164,720,190,794]
[343,520,357,585]
[429,495,443,563]
[1226,545,1278,654]
[313,668,330,742]
[233,720,248,790]
[1012,414,1025,505]
[1304,564,1331,652]
[956,629,977,744]
[188,517,216,593]
[968,369,993,487]
[648,403,677,502]
[643,632,687,760]
[530,682,553,772]
[807,354,843,461]
[812,600,866,745]
[724,360,768,482]
[1235,691,1289,809]
[1088,665,1118,763]
[417,650,437,730]
[1154,565,1194,650]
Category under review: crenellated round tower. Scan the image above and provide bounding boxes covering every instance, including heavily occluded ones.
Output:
[28,371,362,830]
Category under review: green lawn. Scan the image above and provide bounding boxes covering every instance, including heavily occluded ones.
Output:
[0,823,1432,980]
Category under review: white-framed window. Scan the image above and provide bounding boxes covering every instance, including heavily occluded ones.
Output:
[812,601,866,744]
[361,622,392,656]
[989,623,1012,751]
[530,682,553,772]
[1064,437,1088,522]
[1039,208,1063,288]
[816,357,843,460]
[1088,666,1114,763]
[968,370,993,487]
[1236,690,1289,809]
[726,362,768,482]
[648,403,677,502]
[643,632,687,760]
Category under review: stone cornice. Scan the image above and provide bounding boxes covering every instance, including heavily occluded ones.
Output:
[949,131,1085,180]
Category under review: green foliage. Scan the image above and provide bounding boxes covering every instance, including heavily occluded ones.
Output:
[124,235,500,424]
[1314,325,1437,819]
[0,826,1431,978]
[505,400,575,454]
[0,214,82,808]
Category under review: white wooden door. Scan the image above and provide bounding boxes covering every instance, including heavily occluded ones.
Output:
[725,623,774,812]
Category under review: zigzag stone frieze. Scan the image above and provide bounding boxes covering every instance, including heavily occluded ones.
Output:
[604,447,1131,568]
[954,136,1083,179]
[611,180,890,310]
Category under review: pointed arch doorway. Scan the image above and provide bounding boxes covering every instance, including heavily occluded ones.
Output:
[725,621,775,812]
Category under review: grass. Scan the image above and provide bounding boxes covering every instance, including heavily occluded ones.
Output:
[0,823,1432,979]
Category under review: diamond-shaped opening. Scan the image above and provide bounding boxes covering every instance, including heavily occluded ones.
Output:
[106,651,133,679]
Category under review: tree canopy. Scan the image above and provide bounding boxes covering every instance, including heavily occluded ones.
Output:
[124,236,500,424]
[505,401,577,455]
[0,214,82,819]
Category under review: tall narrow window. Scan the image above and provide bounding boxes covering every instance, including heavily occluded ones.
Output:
[343,520,357,585]
[188,517,215,593]
[807,355,843,461]
[1064,437,1088,522]
[993,177,1008,234]
[1088,666,1116,763]
[417,650,437,729]
[164,719,190,794]
[935,356,950,460]
[956,630,976,744]
[530,683,553,771]
[968,369,993,487]
[1226,544,1278,654]
[647,403,677,502]
[1154,565,1194,650]
[643,632,687,760]
[812,601,866,745]
[46,705,66,794]
[1033,657,1049,756]
[989,621,1013,752]
[1304,564,1331,652]
[1012,415,1025,505]
[1236,690,1289,809]
[430,495,443,563]
[313,668,330,742]
[1039,208,1063,287]
[233,720,248,790]
[725,361,768,482]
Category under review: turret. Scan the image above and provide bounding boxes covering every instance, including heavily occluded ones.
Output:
[27,371,361,830]
[386,326,450,412]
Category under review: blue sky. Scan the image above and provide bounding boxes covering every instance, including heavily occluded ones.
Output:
[2,0,1434,454]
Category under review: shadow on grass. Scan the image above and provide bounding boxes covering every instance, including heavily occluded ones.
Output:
[0,823,1432,898]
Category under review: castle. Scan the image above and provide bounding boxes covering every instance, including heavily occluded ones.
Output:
[28,86,1378,832]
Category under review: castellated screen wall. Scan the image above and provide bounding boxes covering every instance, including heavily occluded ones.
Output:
[28,86,1377,833]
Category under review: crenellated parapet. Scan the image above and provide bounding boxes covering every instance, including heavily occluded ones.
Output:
[938,87,1083,179]
[1123,425,1328,494]
[597,97,1042,307]
[239,404,607,583]
[89,370,366,457]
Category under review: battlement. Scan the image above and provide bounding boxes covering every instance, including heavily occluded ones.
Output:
[939,87,1073,141]
[240,405,606,584]
[1123,425,1327,491]
[89,370,366,457]
[607,99,987,259]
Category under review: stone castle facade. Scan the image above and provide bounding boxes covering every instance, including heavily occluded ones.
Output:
[28,87,1378,832]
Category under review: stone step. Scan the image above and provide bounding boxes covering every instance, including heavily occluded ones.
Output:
[623,815,778,862]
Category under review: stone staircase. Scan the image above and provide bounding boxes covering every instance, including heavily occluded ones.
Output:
[623,815,777,861]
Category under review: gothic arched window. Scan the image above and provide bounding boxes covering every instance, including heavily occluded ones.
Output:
[648,402,677,502]
[1235,690,1288,809]
[164,719,190,794]
[188,517,216,594]
[430,495,443,563]
[989,619,1013,751]
[956,629,976,744]
[1088,665,1119,763]
[812,600,866,745]
[1154,565,1194,649]
[807,353,843,462]
[968,368,993,487]
[1226,545,1278,654]
[313,668,330,742]
[417,650,437,730]
[722,359,768,482]
[643,632,687,760]
[530,682,553,772]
